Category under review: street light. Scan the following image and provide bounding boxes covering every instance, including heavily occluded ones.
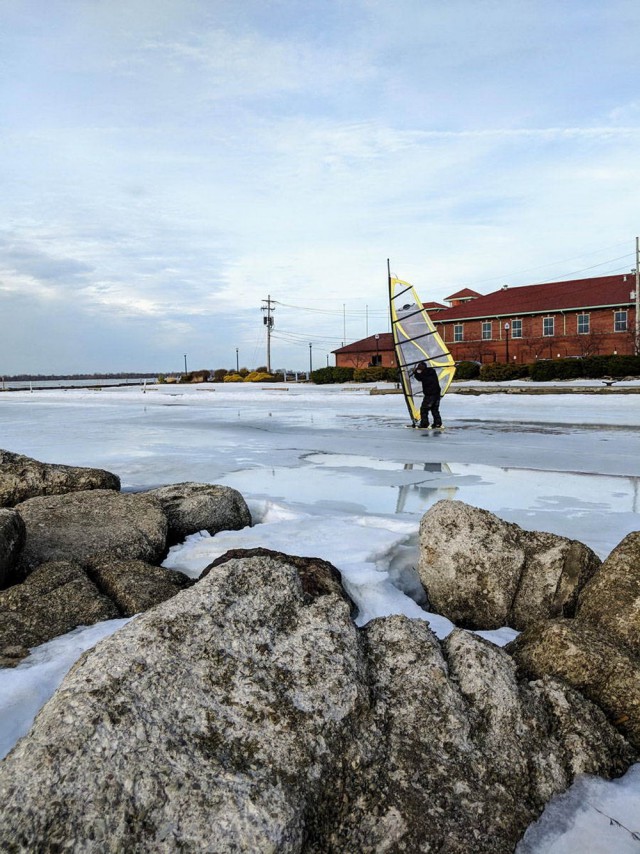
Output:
[309,342,313,376]
[183,354,188,374]
[375,333,380,365]
[235,348,239,372]
[504,324,510,363]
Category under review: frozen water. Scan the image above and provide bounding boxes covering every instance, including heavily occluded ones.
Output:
[1,380,639,846]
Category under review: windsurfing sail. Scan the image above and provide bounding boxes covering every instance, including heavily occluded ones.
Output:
[388,261,456,426]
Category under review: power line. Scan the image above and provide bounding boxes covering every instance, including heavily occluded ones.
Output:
[458,240,632,289]
[532,254,635,285]
[273,300,387,317]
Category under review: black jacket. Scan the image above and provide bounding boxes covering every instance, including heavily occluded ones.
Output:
[413,364,440,396]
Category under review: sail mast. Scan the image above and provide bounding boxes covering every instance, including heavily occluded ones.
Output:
[388,265,456,427]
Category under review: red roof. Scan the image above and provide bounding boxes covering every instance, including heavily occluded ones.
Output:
[333,332,394,354]
[423,301,447,311]
[437,274,636,321]
[445,288,482,301]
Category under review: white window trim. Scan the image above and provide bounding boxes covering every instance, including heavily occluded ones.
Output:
[511,319,523,339]
[577,313,590,334]
[614,309,628,332]
[543,317,555,337]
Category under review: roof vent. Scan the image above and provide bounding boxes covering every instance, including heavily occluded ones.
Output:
[501,284,509,290]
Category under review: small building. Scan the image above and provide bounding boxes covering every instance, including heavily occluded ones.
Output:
[333,333,395,369]
[333,273,638,367]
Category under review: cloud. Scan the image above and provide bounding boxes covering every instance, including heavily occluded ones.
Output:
[1,0,639,373]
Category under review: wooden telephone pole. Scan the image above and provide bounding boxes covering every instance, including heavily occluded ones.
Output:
[633,237,640,356]
[261,295,275,372]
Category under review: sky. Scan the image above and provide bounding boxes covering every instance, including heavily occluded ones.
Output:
[1,382,639,848]
[1,0,639,374]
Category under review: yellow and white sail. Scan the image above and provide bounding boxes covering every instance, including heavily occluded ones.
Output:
[388,270,456,425]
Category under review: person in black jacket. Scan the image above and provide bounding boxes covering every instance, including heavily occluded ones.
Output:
[412,361,442,428]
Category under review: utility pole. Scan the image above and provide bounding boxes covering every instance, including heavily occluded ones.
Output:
[309,342,313,376]
[635,236,639,356]
[261,295,275,373]
[235,348,239,372]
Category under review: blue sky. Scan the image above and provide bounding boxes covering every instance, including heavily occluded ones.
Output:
[1,0,639,374]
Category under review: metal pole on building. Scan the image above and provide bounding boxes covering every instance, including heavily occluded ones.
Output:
[504,324,510,363]
[635,236,640,355]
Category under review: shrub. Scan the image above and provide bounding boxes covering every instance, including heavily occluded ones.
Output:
[332,366,356,383]
[212,369,228,382]
[310,367,356,384]
[223,373,243,383]
[454,361,480,380]
[310,367,335,384]
[606,355,640,377]
[244,372,275,382]
[479,363,528,381]
[581,356,610,378]
[353,367,398,383]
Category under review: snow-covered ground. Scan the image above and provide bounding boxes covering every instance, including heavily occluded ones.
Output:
[1,380,639,851]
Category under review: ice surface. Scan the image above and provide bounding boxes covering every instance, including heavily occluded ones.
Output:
[1,381,639,845]
[0,619,131,759]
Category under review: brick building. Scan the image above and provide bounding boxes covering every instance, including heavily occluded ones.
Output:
[333,273,638,367]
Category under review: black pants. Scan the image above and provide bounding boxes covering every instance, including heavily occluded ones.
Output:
[420,395,442,427]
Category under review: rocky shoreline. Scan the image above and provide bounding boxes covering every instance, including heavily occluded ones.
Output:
[0,449,639,852]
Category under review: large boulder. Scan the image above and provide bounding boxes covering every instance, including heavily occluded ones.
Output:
[0,449,120,508]
[14,489,168,576]
[508,618,640,749]
[575,531,640,657]
[0,508,25,588]
[0,552,632,852]
[89,559,194,616]
[0,560,120,667]
[0,551,366,851]
[418,500,601,630]
[329,619,633,853]
[146,482,251,545]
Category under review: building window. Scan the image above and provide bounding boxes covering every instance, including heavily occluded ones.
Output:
[543,317,554,337]
[454,324,464,342]
[577,314,590,334]
[614,310,628,332]
[482,321,492,340]
[370,354,382,366]
[511,319,522,338]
